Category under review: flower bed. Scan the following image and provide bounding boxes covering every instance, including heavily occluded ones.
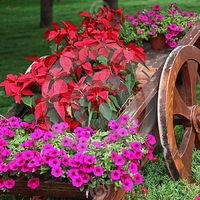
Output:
[121,3,200,48]
[0,115,156,193]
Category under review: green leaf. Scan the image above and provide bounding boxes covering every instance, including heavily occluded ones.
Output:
[142,70,150,79]
[119,70,127,76]
[106,180,112,185]
[47,109,60,124]
[24,114,35,123]
[115,90,130,107]
[99,103,112,121]
[97,55,107,65]
[21,96,32,107]
[62,76,73,84]
[0,89,6,96]
[108,95,120,109]
[74,110,81,123]
[79,97,89,107]
[125,74,135,94]
[80,185,84,192]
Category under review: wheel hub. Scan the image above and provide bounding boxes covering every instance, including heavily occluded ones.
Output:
[192,105,200,134]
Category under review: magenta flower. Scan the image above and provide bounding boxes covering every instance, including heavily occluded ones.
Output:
[83,163,94,173]
[172,31,178,36]
[0,178,5,188]
[68,157,76,167]
[9,161,19,171]
[52,123,63,133]
[120,114,130,124]
[117,128,128,137]
[117,166,127,175]
[75,132,84,140]
[152,25,158,29]
[132,118,139,128]
[122,178,133,191]
[1,149,12,157]
[102,140,108,149]
[110,122,121,132]
[156,15,163,20]
[22,150,34,160]
[165,34,172,39]
[67,168,78,179]
[49,148,59,157]
[4,179,15,189]
[20,139,35,147]
[188,12,194,17]
[84,155,96,164]
[60,122,69,129]
[79,137,88,144]
[93,165,104,177]
[111,170,121,180]
[129,162,138,174]
[122,149,131,158]
[170,24,177,30]
[147,11,155,17]
[70,141,78,150]
[134,150,143,159]
[74,127,84,134]
[28,158,39,168]
[82,172,90,183]
[134,173,143,184]
[137,29,143,34]
[30,121,36,129]
[62,155,69,166]
[20,122,29,128]
[91,141,102,148]
[49,157,61,168]
[135,10,141,15]
[27,177,40,189]
[61,137,71,146]
[151,19,156,23]
[108,120,116,127]
[111,151,118,161]
[121,174,131,182]
[8,116,20,128]
[59,148,66,157]
[74,153,85,164]
[138,15,145,21]
[21,163,30,172]
[51,166,62,177]
[130,141,142,150]
[72,176,84,187]
[177,27,183,32]
[188,23,194,27]
[44,131,55,140]
[37,157,45,166]
[112,132,119,141]
[30,128,44,139]
[147,134,156,145]
[154,4,160,11]
[77,143,87,152]
[115,155,125,166]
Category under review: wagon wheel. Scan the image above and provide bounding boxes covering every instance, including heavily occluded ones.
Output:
[158,45,200,183]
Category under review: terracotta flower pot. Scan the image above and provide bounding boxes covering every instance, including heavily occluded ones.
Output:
[149,33,168,50]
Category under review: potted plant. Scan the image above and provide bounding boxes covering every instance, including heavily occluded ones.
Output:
[120,3,200,49]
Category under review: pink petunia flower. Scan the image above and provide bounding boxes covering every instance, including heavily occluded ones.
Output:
[152,25,158,29]
[151,19,156,23]
[134,173,143,184]
[147,11,155,17]
[147,134,156,145]
[0,178,5,188]
[122,149,131,158]
[156,15,163,20]
[67,168,78,179]
[122,178,133,191]
[27,177,40,189]
[111,170,121,180]
[21,163,30,172]
[9,160,19,171]
[91,141,102,148]
[61,137,71,146]
[102,140,108,149]
[62,155,69,166]
[177,27,183,32]
[70,142,78,150]
[120,114,130,124]
[129,162,138,174]
[4,179,15,189]
[82,172,90,183]
[114,155,125,166]
[20,139,35,147]
[8,116,20,128]
[52,123,63,133]
[188,12,194,17]
[49,157,61,168]
[137,29,143,34]
[84,155,96,165]
[170,24,177,30]
[72,176,84,187]
[20,122,29,128]
[154,4,160,11]
[93,165,104,177]
[188,22,194,27]
[165,34,172,39]
[49,148,59,157]
[117,128,128,137]
[134,150,143,159]
[111,151,118,161]
[22,150,34,160]
[130,141,142,150]
[150,31,156,35]
[110,123,121,132]
[77,143,87,153]
[51,166,62,177]
[82,163,94,173]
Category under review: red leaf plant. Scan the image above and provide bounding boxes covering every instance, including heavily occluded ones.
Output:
[0,7,146,131]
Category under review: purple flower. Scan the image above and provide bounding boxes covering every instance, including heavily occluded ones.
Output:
[137,29,143,34]
[134,150,143,159]
[4,179,15,189]
[49,157,61,168]
[110,123,121,132]
[8,116,20,128]
[82,173,90,183]
[165,34,172,39]
[93,165,104,177]
[62,155,69,166]
[52,123,63,133]
[0,178,5,188]
[72,176,84,187]
[51,166,62,177]
[111,170,121,180]
[114,155,125,166]
[147,11,154,17]
[67,168,78,179]
[70,142,78,150]
[177,27,183,32]
[188,12,194,17]
[120,114,130,124]
[170,24,177,30]
[134,173,143,184]
[156,15,163,20]
[82,163,94,173]
[102,140,108,149]
[130,141,142,150]
[172,31,179,36]
[61,137,71,146]
[117,128,128,137]
[91,141,102,148]
[111,132,119,141]
[188,22,194,27]
[151,19,156,23]
[77,143,87,152]
[122,178,133,191]
[122,149,131,158]
[27,177,40,189]
[154,4,160,11]
[147,134,156,145]
[152,25,158,29]
[84,155,96,164]
[20,122,29,128]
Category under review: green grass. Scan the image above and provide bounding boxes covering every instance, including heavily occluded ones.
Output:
[0,0,200,199]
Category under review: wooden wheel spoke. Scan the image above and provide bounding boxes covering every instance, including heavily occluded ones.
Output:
[182,60,198,105]
[178,127,196,174]
[173,87,191,121]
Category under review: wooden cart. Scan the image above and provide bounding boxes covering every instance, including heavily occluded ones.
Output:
[1,21,200,200]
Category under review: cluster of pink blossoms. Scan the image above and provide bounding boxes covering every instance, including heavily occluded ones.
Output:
[0,114,156,191]
[125,3,200,48]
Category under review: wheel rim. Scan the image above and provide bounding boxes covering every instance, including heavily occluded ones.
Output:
[158,45,200,182]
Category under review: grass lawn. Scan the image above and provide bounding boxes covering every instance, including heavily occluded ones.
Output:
[0,0,200,199]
